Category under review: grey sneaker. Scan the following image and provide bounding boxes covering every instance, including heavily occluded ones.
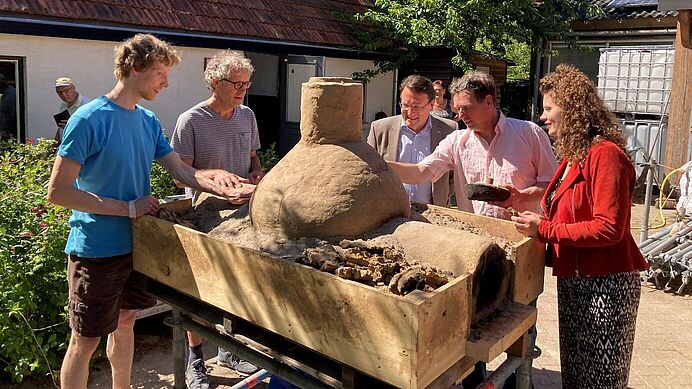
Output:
[217,348,259,376]
[185,359,210,389]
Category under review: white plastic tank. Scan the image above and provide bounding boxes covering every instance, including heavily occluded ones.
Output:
[621,119,667,182]
[598,47,674,116]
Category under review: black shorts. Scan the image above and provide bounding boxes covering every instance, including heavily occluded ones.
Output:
[67,253,155,337]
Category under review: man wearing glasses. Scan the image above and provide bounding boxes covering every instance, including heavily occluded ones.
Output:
[367,75,458,206]
[389,71,557,220]
[387,71,557,389]
[170,49,263,388]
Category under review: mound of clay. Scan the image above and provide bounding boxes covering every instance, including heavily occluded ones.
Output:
[250,77,410,239]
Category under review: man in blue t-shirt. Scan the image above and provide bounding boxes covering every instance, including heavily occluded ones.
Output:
[47,33,253,389]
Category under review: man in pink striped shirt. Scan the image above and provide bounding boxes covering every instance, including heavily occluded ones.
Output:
[389,71,557,220]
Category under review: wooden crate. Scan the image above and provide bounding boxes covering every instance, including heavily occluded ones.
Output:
[132,201,543,388]
[419,204,546,305]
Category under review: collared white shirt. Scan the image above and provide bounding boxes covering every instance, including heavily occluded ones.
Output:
[398,116,433,204]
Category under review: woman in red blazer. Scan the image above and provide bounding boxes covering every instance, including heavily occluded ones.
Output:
[512,64,647,389]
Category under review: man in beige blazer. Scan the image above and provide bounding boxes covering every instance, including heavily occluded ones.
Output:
[367,75,457,206]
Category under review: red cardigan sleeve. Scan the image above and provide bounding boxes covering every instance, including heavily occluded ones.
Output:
[537,143,633,247]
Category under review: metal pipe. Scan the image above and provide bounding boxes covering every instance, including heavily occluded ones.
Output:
[671,242,692,260]
[639,224,677,249]
[640,163,655,243]
[644,224,692,256]
[640,224,675,248]
[640,236,667,252]
[169,310,186,389]
[661,243,685,259]
[179,317,331,389]
[639,214,692,250]
[231,369,272,389]
[674,228,692,243]
[675,226,692,239]
[678,230,692,242]
[682,249,692,261]
[530,40,544,122]
[515,324,539,389]
[644,235,677,257]
[662,240,692,259]
[474,356,524,389]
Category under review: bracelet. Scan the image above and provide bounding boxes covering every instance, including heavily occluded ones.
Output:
[128,200,137,219]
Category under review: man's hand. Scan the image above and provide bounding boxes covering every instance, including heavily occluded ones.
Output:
[249,169,265,185]
[488,184,520,209]
[132,195,160,217]
[222,183,256,205]
[57,120,68,130]
[209,170,249,188]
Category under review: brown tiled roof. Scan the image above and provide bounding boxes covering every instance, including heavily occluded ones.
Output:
[1,0,373,47]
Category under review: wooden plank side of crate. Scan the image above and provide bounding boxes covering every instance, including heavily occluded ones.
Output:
[422,204,545,304]
[511,238,545,304]
[132,215,473,388]
[465,302,537,363]
[412,275,473,388]
[423,204,526,241]
[424,356,477,389]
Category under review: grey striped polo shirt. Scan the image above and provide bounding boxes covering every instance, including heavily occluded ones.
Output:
[171,102,260,199]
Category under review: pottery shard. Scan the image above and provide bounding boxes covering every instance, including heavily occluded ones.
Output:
[465,183,511,202]
[250,77,410,239]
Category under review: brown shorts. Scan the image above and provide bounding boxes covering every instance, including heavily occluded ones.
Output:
[67,253,156,337]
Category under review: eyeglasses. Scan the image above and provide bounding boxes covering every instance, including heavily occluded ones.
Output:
[221,79,253,90]
[399,102,430,111]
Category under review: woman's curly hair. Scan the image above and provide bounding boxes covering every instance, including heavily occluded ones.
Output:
[539,64,625,163]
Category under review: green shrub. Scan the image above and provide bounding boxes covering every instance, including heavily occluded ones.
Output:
[0,139,181,383]
[257,142,279,172]
[150,160,180,199]
[0,139,70,383]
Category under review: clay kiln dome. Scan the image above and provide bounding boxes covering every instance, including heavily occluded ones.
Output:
[250,77,410,239]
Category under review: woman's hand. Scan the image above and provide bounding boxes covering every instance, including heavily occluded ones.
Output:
[511,210,545,238]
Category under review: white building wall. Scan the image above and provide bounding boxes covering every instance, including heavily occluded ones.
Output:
[0,33,223,140]
[324,57,395,133]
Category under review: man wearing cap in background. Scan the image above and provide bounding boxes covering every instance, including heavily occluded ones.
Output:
[54,76,90,145]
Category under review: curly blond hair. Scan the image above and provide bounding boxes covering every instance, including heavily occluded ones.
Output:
[539,64,625,162]
[113,34,180,80]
